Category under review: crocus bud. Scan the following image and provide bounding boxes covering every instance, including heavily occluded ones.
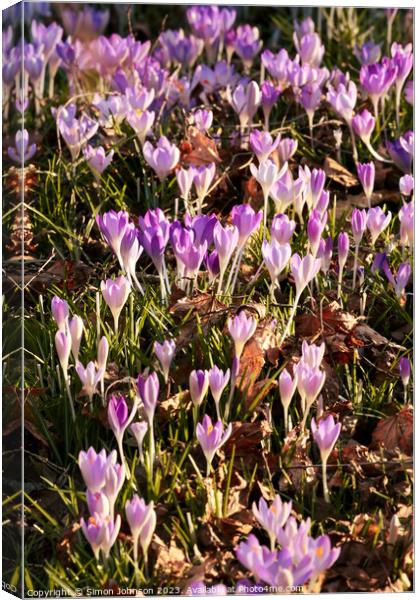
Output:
[83,145,114,178]
[301,340,325,368]
[143,136,180,181]
[51,296,69,330]
[352,109,375,145]
[262,240,291,285]
[399,357,410,387]
[279,369,297,413]
[137,372,159,424]
[69,315,84,362]
[176,167,196,203]
[227,311,257,359]
[337,232,349,270]
[208,365,230,419]
[307,209,326,257]
[76,361,103,403]
[87,491,110,518]
[399,174,414,197]
[189,369,209,407]
[290,253,321,298]
[103,461,124,519]
[130,421,148,464]
[357,162,375,206]
[153,339,176,383]
[311,415,341,463]
[55,330,72,377]
[194,109,213,133]
[366,206,392,245]
[81,513,121,560]
[78,448,117,493]
[388,514,401,546]
[231,204,263,249]
[196,414,232,475]
[96,210,129,270]
[351,209,368,245]
[317,236,333,273]
[250,159,279,199]
[213,222,239,275]
[271,214,296,245]
[126,495,157,562]
[101,275,131,333]
[249,130,280,163]
[97,336,109,372]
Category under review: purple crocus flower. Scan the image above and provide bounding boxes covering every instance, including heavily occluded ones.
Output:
[130,421,148,465]
[86,491,110,519]
[176,167,196,204]
[326,80,357,125]
[204,250,220,284]
[298,82,323,133]
[137,372,159,424]
[351,208,368,245]
[126,109,155,146]
[193,109,213,133]
[262,240,291,287]
[360,58,397,119]
[354,41,381,65]
[385,262,411,298]
[51,296,69,331]
[366,206,392,245]
[193,163,216,213]
[279,369,297,433]
[356,162,375,207]
[277,138,298,165]
[138,208,170,283]
[189,369,209,408]
[143,136,180,181]
[261,80,281,130]
[311,414,341,502]
[317,236,333,274]
[68,315,83,362]
[337,231,349,298]
[307,209,327,257]
[399,174,414,197]
[234,24,262,72]
[78,448,117,493]
[391,42,413,126]
[399,357,410,388]
[293,31,324,67]
[352,109,376,147]
[55,330,72,381]
[228,81,261,129]
[271,214,296,245]
[7,130,36,163]
[100,275,131,333]
[261,48,292,86]
[196,414,232,475]
[227,311,257,359]
[208,365,230,420]
[96,210,129,271]
[252,496,292,550]
[80,513,121,560]
[290,253,322,299]
[213,221,239,291]
[108,395,138,478]
[153,339,176,383]
[387,132,413,173]
[399,200,414,248]
[76,361,103,404]
[309,535,341,580]
[159,29,204,68]
[249,130,280,164]
[83,145,114,178]
[231,204,263,249]
[125,495,156,565]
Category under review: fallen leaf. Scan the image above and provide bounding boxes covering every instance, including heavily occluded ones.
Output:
[181,126,221,166]
[323,157,358,187]
[371,406,413,455]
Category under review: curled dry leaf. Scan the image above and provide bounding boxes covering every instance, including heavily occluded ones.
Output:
[371,406,413,455]
[223,420,272,458]
[152,534,190,581]
[323,157,359,187]
[180,126,221,166]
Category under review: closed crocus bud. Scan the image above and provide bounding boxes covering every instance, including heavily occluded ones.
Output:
[351,208,368,245]
[352,109,375,145]
[271,214,296,245]
[301,340,325,369]
[366,206,392,245]
[130,421,148,464]
[81,513,121,560]
[317,236,333,273]
[279,369,297,432]
[126,110,155,146]
[399,174,414,196]
[196,414,232,476]
[194,109,213,133]
[227,311,257,359]
[137,372,159,424]
[189,369,209,407]
[69,315,84,362]
[176,167,196,203]
[357,162,375,207]
[388,514,401,546]
[55,330,72,377]
[120,225,143,282]
[391,262,411,298]
[97,336,109,372]
[87,490,110,518]
[143,136,180,181]
[193,163,216,210]
[290,253,321,298]
[311,415,341,463]
[213,222,239,275]
[101,275,131,333]
[307,209,326,257]
[125,495,156,563]
[261,239,291,286]
[231,204,263,249]
[250,159,279,199]
[78,448,117,493]
[399,357,410,388]
[208,365,230,420]
[76,361,103,403]
[153,339,176,382]
[337,232,349,270]
[103,461,125,519]
[96,210,129,270]
[51,296,69,330]
[107,395,138,477]
[315,190,330,217]
[277,137,298,165]
[399,200,414,248]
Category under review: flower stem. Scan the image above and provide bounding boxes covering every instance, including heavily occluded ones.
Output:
[279,292,301,347]
[322,459,330,503]
[148,422,155,479]
[352,244,359,291]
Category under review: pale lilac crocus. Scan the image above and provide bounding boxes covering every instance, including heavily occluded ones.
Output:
[252,495,292,551]
[249,130,280,163]
[137,372,160,476]
[280,254,321,344]
[262,240,291,293]
[108,395,138,479]
[366,206,392,246]
[176,167,196,209]
[351,208,368,290]
[311,415,341,502]
[295,362,326,423]
[261,80,281,130]
[356,162,375,208]
[78,448,117,493]
[87,490,110,519]
[103,461,124,522]
[193,109,213,132]
[228,311,257,360]
[399,357,410,403]
[301,340,325,369]
[326,80,358,159]
[228,80,261,129]
[153,339,176,383]
[399,174,413,197]
[208,365,230,420]
[97,336,109,402]
[130,421,148,465]
[193,163,216,214]
[307,209,327,257]
[143,136,180,181]
[83,145,114,178]
[277,138,298,166]
[76,361,103,408]
[399,200,414,249]
[269,165,303,215]
[120,225,144,292]
[359,59,397,120]
[96,210,129,272]
[55,329,72,381]
[69,315,84,362]
[227,204,262,294]
[80,513,121,561]
[189,369,209,409]
[101,275,131,333]
[271,214,296,245]
[250,159,281,230]
[279,369,297,434]
[125,496,156,571]
[213,221,239,294]
[391,42,413,128]
[196,414,232,476]
[7,129,36,163]
[318,237,333,274]
[337,232,349,301]
[51,296,69,331]
[126,109,155,146]
[351,109,389,162]
[385,262,411,299]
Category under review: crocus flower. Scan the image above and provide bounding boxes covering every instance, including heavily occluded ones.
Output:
[193,109,213,132]
[176,167,196,206]
[231,204,263,249]
[228,81,261,129]
[137,372,159,425]
[307,209,326,257]
[126,109,155,146]
[277,138,298,166]
[337,232,349,301]
[138,209,170,300]
[326,80,357,125]
[404,80,413,105]
[352,109,375,146]
[366,206,392,245]
[81,513,121,561]
[298,82,323,137]
[399,357,410,399]
[399,200,414,249]
[261,48,291,86]
[311,415,341,502]
[399,174,413,197]
[252,496,292,550]
[101,275,131,333]
[354,41,381,65]
[301,340,325,369]
[208,365,230,420]
[357,162,375,207]
[360,59,397,119]
[293,30,324,66]
[250,160,281,230]
[249,130,280,164]
[153,339,176,383]
[143,136,180,181]
[69,315,83,362]
[189,369,209,408]
[130,421,148,465]
[261,80,281,130]
[76,361,103,406]
[227,312,257,359]
[262,240,291,289]
[96,210,129,272]
[55,330,72,382]
[196,414,232,476]
[278,369,297,434]
[103,461,125,521]
[213,221,239,293]
[125,495,156,567]
[269,166,303,215]
[385,262,411,299]
[234,24,262,72]
[271,214,296,245]
[87,491,110,519]
[108,395,138,478]
[391,43,413,127]
[120,225,144,291]
[318,237,333,274]
[51,296,69,331]
[193,163,216,213]
[309,535,341,580]
[78,448,117,493]
[351,209,368,290]
[83,145,114,178]
[7,129,36,163]
[387,132,413,173]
